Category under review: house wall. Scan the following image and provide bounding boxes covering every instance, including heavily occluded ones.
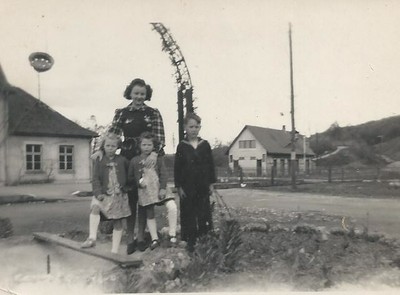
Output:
[0,92,7,185]
[268,156,315,176]
[228,129,268,175]
[5,135,92,185]
[227,128,316,177]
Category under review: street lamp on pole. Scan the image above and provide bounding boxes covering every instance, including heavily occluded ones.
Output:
[28,52,54,100]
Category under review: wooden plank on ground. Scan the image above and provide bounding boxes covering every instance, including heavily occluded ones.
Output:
[33,232,142,268]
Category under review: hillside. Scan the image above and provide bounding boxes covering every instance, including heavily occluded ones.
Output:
[309,115,400,165]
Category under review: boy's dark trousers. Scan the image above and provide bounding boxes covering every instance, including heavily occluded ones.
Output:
[181,193,212,248]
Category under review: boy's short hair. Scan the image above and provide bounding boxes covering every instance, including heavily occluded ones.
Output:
[101,132,122,150]
[184,112,201,125]
[139,131,157,145]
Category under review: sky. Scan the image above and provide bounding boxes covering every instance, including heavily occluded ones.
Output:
[1,0,400,153]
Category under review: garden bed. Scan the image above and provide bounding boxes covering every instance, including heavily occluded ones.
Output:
[2,207,400,293]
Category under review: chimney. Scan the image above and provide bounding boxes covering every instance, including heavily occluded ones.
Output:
[282,125,286,131]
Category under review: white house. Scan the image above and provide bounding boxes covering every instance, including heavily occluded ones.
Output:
[227,125,315,176]
[0,65,97,186]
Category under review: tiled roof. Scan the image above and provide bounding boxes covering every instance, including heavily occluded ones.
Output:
[6,87,97,138]
[229,125,315,156]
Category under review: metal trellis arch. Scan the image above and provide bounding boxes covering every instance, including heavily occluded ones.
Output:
[150,23,195,141]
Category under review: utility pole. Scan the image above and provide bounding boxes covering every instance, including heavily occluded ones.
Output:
[303,135,307,174]
[289,23,297,189]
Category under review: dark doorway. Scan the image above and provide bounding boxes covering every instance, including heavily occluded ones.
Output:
[256,159,262,176]
[233,160,239,175]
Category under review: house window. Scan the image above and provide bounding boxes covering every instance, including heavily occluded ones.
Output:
[229,155,233,163]
[59,145,74,170]
[26,144,42,171]
[250,156,256,160]
[239,140,256,149]
[239,157,245,160]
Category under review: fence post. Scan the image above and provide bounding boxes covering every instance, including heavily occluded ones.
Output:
[328,166,332,183]
[239,166,243,184]
[271,166,275,186]
[376,166,381,182]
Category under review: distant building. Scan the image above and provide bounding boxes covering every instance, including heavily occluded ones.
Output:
[227,125,315,176]
[0,65,97,186]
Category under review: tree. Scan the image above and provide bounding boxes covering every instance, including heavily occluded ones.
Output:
[212,143,229,168]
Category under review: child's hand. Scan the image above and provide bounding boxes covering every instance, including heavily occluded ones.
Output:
[159,189,166,200]
[139,178,146,188]
[209,184,215,194]
[177,187,187,200]
[120,186,131,193]
[96,194,106,201]
[91,150,103,161]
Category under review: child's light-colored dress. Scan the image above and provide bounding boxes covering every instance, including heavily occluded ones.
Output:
[138,162,160,207]
[129,155,168,207]
[92,157,131,219]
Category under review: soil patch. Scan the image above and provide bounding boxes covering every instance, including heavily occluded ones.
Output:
[2,207,400,293]
[181,207,400,292]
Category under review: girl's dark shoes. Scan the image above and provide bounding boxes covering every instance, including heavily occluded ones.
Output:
[126,240,137,255]
[150,239,160,250]
[186,241,195,253]
[137,240,147,252]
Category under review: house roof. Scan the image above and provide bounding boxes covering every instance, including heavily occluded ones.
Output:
[229,125,315,156]
[0,65,7,86]
[6,87,97,138]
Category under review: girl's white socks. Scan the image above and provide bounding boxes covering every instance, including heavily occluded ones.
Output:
[147,218,158,241]
[89,213,100,240]
[111,229,123,254]
[166,200,177,237]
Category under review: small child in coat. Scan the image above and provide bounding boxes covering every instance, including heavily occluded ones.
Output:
[81,132,131,254]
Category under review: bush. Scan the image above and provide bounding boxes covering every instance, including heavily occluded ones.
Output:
[181,218,242,287]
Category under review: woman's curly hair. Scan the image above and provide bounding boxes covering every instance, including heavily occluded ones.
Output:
[123,78,153,101]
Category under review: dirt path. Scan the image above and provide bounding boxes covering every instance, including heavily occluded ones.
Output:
[0,200,90,235]
[1,187,399,240]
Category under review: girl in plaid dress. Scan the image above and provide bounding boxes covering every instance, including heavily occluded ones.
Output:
[91,78,166,254]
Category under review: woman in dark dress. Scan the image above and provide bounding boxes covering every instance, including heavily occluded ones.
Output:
[174,113,216,252]
[93,78,165,253]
